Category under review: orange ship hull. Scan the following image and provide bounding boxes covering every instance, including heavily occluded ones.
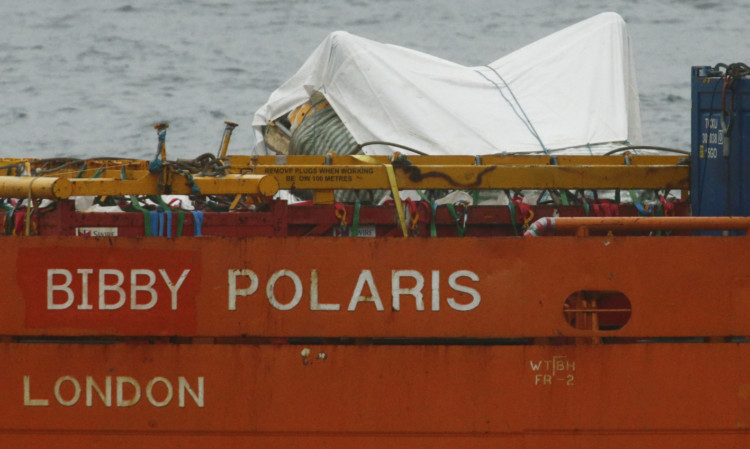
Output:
[2,342,749,448]
[1,234,749,447]
[1,235,748,338]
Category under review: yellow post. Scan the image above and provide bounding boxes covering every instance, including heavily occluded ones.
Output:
[218,122,239,159]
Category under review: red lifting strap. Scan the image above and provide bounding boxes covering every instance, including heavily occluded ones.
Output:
[512,196,532,222]
[659,194,674,216]
[13,209,26,235]
[591,199,620,217]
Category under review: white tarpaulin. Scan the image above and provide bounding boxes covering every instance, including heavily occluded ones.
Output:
[252,12,641,156]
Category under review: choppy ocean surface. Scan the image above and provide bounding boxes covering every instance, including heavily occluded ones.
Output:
[1,0,747,160]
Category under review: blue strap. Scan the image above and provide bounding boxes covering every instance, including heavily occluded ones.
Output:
[6,209,13,234]
[165,211,172,238]
[149,211,160,237]
[635,203,651,216]
[192,210,203,236]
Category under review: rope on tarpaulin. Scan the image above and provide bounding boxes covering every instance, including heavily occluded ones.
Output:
[475,65,550,155]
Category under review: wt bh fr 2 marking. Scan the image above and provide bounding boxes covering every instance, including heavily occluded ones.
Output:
[529,355,576,386]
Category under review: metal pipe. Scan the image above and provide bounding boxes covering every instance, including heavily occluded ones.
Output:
[0,176,73,200]
[218,121,239,159]
[524,216,750,236]
[0,173,279,199]
[191,174,278,196]
[67,174,279,197]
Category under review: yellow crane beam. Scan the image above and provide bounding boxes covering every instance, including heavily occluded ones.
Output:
[0,154,689,199]
[246,164,688,190]
[0,174,279,200]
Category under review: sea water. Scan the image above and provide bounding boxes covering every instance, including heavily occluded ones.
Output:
[1,0,746,160]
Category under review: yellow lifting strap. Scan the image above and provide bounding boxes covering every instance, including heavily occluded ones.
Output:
[352,155,408,237]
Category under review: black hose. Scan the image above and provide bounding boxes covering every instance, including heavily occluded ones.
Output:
[603,145,689,156]
[355,141,428,156]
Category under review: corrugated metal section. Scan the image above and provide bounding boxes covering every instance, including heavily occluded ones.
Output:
[691,65,750,219]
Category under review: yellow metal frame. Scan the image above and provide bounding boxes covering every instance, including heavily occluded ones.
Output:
[231,154,688,191]
[0,174,279,200]
[0,154,688,200]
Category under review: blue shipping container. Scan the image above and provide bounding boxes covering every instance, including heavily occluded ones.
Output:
[691,64,750,219]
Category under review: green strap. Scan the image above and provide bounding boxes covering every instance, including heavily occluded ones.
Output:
[76,162,88,178]
[83,163,104,210]
[150,194,184,237]
[149,195,180,237]
[559,190,569,206]
[430,208,437,237]
[578,191,589,216]
[447,204,466,237]
[129,196,151,236]
[149,195,171,210]
[416,190,437,237]
[352,201,361,237]
[625,156,645,215]
[176,210,184,237]
[152,195,185,237]
[206,199,229,212]
[508,202,519,236]
[629,189,642,213]
[416,190,431,205]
